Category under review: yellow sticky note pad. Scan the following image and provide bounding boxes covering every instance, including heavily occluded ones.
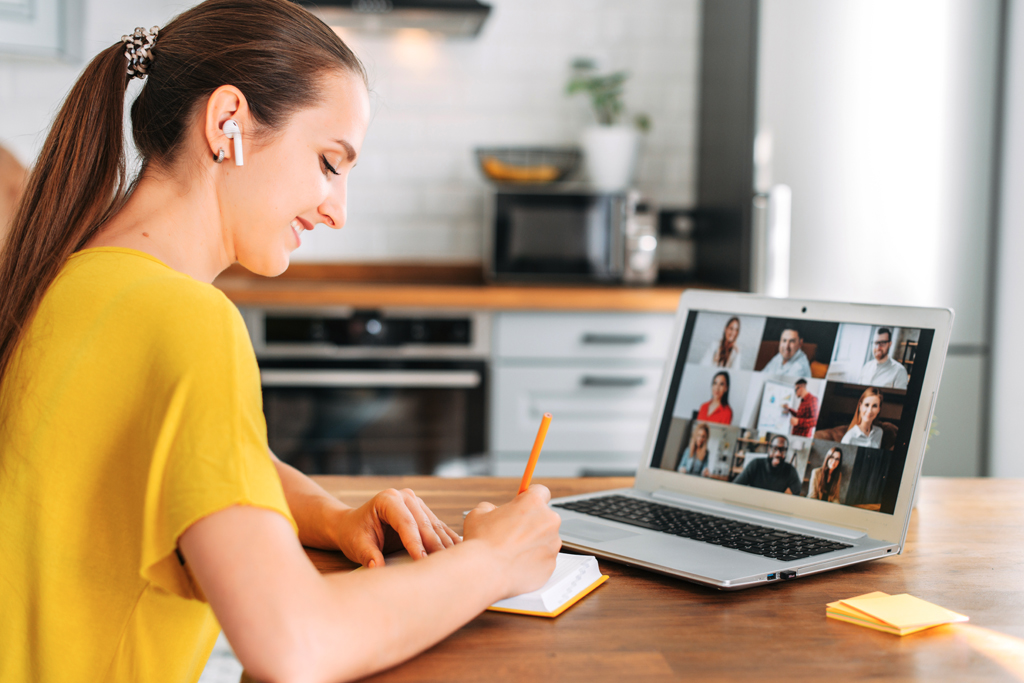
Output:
[842,593,968,629]
[826,591,968,636]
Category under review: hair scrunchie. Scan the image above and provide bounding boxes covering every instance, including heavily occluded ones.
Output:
[122,26,160,79]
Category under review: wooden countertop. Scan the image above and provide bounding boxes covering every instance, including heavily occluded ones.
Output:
[214,262,695,312]
[294,476,1024,683]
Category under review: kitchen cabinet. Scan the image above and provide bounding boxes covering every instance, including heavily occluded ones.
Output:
[490,312,675,477]
[0,0,81,60]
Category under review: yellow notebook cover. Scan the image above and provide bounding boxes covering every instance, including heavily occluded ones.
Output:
[356,551,607,619]
[488,574,608,618]
[487,554,607,618]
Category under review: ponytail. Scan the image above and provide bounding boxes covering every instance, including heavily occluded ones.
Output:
[0,42,131,382]
[0,0,365,389]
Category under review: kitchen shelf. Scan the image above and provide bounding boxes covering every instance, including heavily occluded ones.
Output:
[217,277,699,313]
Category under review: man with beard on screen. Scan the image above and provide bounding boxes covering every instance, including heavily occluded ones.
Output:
[733,435,802,495]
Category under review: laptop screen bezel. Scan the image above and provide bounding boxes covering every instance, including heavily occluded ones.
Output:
[633,290,953,545]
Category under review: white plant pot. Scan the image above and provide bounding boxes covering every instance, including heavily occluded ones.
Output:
[581,125,640,191]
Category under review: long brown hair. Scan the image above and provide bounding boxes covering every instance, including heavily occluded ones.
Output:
[715,316,740,367]
[846,387,883,434]
[812,447,843,501]
[711,371,730,408]
[0,0,365,387]
[687,423,710,460]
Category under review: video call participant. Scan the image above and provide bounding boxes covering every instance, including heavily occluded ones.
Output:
[841,387,884,448]
[859,327,909,389]
[697,371,733,425]
[782,378,819,437]
[677,423,710,475]
[701,316,742,369]
[808,447,843,502]
[733,435,802,495]
[761,327,812,377]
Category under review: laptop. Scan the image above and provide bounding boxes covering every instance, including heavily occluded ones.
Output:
[551,290,953,589]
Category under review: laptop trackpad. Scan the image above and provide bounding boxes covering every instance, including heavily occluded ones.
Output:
[561,519,640,543]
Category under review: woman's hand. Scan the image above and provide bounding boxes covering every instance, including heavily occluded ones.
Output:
[462,485,562,599]
[329,488,461,568]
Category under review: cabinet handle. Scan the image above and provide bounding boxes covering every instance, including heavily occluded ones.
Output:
[581,333,647,345]
[580,375,646,388]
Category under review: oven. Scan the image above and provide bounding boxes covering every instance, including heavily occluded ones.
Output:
[241,307,490,476]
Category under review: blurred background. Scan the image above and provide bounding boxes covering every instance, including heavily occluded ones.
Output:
[2,0,1023,482]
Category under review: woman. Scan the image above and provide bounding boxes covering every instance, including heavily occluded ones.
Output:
[808,447,843,502]
[841,387,884,448]
[701,316,742,368]
[0,2,561,682]
[697,371,733,424]
[677,422,711,475]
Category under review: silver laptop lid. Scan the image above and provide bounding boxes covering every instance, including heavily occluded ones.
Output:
[633,291,953,545]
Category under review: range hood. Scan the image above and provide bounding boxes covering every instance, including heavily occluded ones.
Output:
[299,0,492,38]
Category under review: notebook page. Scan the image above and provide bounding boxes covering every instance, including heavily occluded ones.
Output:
[491,554,598,613]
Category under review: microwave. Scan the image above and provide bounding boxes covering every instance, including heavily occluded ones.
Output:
[485,186,657,284]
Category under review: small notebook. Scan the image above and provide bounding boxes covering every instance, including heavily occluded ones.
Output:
[356,551,607,618]
[826,591,968,636]
[488,553,607,618]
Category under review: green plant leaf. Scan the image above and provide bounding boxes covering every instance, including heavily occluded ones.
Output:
[565,58,634,126]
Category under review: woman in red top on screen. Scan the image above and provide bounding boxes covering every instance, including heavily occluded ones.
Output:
[697,371,733,424]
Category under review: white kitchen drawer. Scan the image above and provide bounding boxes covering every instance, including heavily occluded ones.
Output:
[494,312,675,361]
[491,365,663,453]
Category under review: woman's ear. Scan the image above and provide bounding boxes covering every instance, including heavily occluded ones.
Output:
[204,86,250,164]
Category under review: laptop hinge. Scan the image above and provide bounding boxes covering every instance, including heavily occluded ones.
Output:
[651,490,867,540]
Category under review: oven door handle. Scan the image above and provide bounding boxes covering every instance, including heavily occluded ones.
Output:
[580,375,646,388]
[260,369,482,389]
[581,333,647,345]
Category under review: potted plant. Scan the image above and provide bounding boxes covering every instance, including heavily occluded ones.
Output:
[566,58,650,191]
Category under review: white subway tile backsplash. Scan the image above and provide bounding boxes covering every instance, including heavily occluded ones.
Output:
[0,0,699,264]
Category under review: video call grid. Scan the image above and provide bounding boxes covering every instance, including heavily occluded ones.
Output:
[653,310,933,515]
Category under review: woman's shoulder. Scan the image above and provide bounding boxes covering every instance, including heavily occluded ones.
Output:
[64,248,237,317]
[57,248,246,347]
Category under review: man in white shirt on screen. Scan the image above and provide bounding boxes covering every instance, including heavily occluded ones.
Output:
[761,327,812,377]
[859,327,909,389]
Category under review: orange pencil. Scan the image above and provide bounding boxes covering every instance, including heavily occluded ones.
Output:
[518,413,553,495]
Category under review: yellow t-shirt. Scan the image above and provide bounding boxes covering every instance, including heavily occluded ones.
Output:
[0,247,296,682]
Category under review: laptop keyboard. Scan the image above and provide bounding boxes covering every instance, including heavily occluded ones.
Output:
[554,495,853,562]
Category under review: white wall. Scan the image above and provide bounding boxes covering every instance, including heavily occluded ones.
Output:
[991,0,1024,478]
[0,0,702,263]
[297,0,701,262]
[0,0,177,161]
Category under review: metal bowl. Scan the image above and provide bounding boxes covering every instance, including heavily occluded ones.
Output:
[474,147,581,184]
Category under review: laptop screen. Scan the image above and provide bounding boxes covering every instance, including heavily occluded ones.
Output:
[648,310,934,515]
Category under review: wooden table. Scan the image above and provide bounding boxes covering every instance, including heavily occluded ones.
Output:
[304,476,1024,682]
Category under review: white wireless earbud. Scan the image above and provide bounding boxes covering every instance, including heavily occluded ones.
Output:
[222,119,244,166]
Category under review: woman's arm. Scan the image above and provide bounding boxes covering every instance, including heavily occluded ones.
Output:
[179,485,561,683]
[271,453,459,567]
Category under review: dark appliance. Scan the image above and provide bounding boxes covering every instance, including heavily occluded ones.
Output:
[486,186,655,284]
[293,0,492,38]
[653,0,788,294]
[243,307,489,475]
